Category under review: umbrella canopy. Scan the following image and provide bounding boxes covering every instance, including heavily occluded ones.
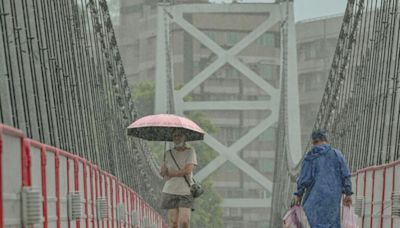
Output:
[127,114,205,141]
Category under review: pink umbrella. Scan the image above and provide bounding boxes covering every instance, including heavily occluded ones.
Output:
[127,114,205,141]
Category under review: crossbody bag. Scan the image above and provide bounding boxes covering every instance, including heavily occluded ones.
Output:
[169,150,204,198]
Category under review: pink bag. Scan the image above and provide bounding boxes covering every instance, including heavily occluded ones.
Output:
[342,206,359,228]
[283,205,305,228]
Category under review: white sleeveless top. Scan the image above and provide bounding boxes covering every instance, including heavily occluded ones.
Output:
[162,148,197,195]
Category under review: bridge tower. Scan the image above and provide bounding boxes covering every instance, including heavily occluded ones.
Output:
[154,1,302,225]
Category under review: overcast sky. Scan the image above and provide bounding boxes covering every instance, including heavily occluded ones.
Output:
[209,0,348,21]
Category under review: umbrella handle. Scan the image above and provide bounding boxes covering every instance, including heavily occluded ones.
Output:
[163,141,167,162]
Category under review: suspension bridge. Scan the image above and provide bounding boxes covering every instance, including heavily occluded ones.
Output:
[1,0,400,227]
[271,0,400,227]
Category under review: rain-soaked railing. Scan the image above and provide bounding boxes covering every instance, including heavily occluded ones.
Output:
[0,0,162,209]
[270,0,400,226]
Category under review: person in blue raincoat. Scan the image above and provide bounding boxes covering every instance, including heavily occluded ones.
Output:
[293,130,353,228]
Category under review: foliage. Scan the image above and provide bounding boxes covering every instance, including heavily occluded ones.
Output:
[131,81,156,118]
[131,80,223,227]
[186,111,219,168]
[191,178,223,228]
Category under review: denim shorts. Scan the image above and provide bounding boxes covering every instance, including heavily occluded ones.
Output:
[160,193,194,210]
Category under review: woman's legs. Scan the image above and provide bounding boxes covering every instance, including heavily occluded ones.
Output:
[168,208,179,228]
[178,207,191,228]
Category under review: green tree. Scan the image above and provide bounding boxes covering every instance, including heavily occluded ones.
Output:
[185,112,222,228]
[131,80,156,118]
[131,80,223,227]
[190,178,223,228]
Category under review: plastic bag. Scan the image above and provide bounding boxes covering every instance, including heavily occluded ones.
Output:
[283,205,305,228]
[342,206,359,228]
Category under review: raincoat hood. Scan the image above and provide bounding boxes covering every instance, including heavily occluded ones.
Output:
[304,144,331,161]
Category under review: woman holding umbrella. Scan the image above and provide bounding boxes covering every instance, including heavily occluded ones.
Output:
[127,114,204,228]
[160,129,197,228]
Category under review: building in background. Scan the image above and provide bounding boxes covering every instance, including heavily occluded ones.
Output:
[116,0,209,85]
[296,14,343,148]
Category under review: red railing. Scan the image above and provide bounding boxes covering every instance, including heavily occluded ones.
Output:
[353,159,400,228]
[0,124,167,227]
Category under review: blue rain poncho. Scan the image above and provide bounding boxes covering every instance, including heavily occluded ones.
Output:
[294,144,353,228]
